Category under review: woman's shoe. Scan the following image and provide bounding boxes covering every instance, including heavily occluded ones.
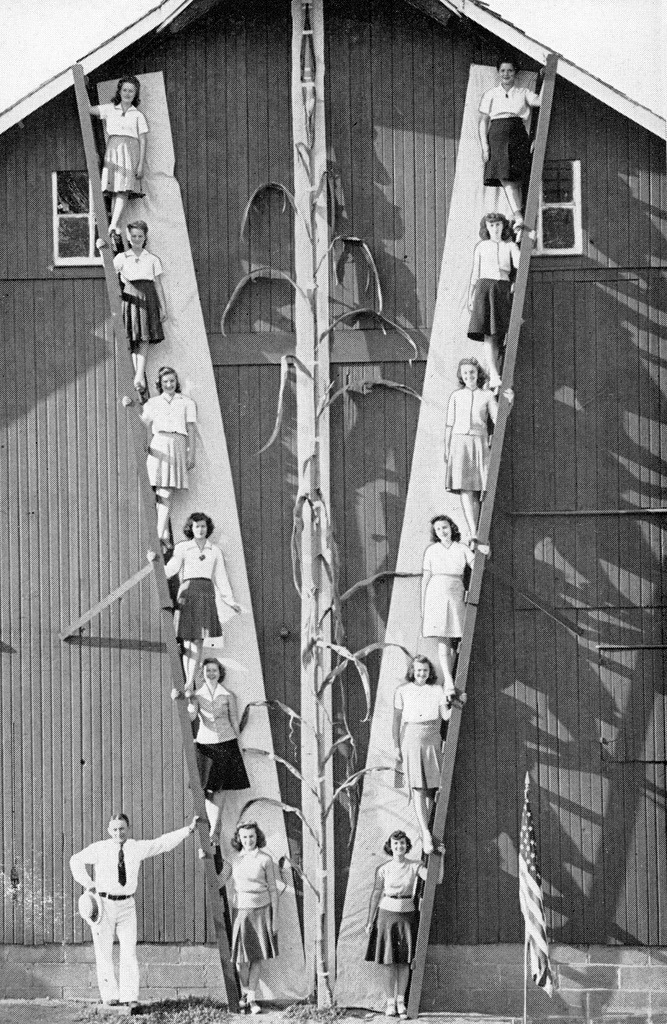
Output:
[385,999,398,1017]
[396,998,408,1019]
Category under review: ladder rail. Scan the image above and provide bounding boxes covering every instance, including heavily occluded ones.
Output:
[71,64,239,1009]
[407,53,559,1018]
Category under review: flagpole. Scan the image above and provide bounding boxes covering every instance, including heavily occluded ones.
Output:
[523,927,529,1024]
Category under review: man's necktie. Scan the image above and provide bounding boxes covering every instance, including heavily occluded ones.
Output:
[118,847,127,887]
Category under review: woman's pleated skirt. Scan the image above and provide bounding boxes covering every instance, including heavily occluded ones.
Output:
[468,278,513,341]
[445,434,489,493]
[102,136,145,196]
[400,720,442,789]
[147,432,188,490]
[232,906,279,966]
[196,740,250,793]
[174,578,222,640]
[365,908,418,965]
[484,116,531,186]
[121,279,164,348]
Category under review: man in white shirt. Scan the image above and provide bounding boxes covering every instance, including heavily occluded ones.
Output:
[70,813,197,1007]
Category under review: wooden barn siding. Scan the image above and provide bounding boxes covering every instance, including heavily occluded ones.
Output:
[0,280,206,946]
[432,264,667,946]
[1,0,665,949]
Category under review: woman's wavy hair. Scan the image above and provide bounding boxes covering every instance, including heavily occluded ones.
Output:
[429,514,461,544]
[478,212,513,241]
[155,366,181,394]
[183,512,214,539]
[383,830,413,855]
[456,356,488,389]
[112,76,141,106]
[231,821,267,851]
[405,655,438,686]
[201,657,226,682]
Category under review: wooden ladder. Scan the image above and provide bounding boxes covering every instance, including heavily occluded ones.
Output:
[71,63,240,1011]
[407,53,559,1018]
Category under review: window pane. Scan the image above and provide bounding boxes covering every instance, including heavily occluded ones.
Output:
[542,208,575,250]
[542,162,573,203]
[58,216,90,258]
[56,171,89,214]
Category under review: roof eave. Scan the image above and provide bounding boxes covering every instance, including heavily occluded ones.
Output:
[447,0,665,139]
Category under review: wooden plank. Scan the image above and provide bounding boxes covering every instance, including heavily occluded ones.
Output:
[407,54,558,1018]
[209,330,428,364]
[71,63,240,1007]
[60,563,153,639]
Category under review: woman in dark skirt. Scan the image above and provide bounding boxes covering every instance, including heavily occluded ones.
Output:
[113,220,167,394]
[467,212,520,389]
[166,513,242,689]
[179,658,249,843]
[365,831,444,1017]
[218,822,280,1014]
[478,58,542,230]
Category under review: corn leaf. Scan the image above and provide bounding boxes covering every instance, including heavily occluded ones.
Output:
[279,855,320,899]
[221,268,307,337]
[340,570,420,604]
[319,309,418,361]
[329,236,383,312]
[240,182,310,242]
[239,699,312,748]
[315,639,371,721]
[243,747,318,798]
[238,797,320,850]
[321,731,354,769]
[317,377,421,418]
[257,354,311,456]
[324,767,395,819]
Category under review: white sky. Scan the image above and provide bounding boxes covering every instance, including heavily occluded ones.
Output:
[0,0,664,121]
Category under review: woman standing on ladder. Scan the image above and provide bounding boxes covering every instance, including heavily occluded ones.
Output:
[166,512,242,689]
[478,58,542,232]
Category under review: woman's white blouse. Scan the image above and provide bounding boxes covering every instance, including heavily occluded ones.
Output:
[114,250,163,282]
[142,393,197,436]
[478,84,538,120]
[99,103,149,138]
[394,682,449,722]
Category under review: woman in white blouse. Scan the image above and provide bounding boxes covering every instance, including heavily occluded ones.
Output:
[142,366,196,545]
[166,512,242,689]
[393,656,451,854]
[467,212,520,389]
[478,58,541,228]
[113,220,167,394]
[89,76,149,244]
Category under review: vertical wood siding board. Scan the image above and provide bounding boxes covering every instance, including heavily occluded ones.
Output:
[13,282,29,944]
[33,281,51,944]
[1,288,14,941]
[656,761,667,943]
[574,278,596,607]
[388,15,405,328]
[376,9,396,319]
[62,271,81,942]
[16,122,29,278]
[409,17,425,331]
[236,20,252,332]
[206,27,222,332]
[42,283,61,941]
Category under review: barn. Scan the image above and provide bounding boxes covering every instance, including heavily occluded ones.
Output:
[0,0,665,1015]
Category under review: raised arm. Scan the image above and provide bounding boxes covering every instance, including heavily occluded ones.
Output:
[136,820,196,860]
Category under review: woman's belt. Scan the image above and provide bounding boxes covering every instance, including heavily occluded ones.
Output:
[379,896,415,913]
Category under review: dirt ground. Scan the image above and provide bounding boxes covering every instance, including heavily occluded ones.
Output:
[0,1004,509,1024]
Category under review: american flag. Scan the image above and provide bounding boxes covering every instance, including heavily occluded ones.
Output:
[519,772,553,996]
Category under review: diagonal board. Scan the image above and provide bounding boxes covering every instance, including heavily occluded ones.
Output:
[334,62,552,1009]
[72,64,239,1009]
[88,70,307,1000]
[407,53,558,1019]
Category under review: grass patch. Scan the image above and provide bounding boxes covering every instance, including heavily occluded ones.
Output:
[283,1004,349,1024]
[77,998,233,1023]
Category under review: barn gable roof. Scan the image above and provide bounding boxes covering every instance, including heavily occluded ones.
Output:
[0,0,664,138]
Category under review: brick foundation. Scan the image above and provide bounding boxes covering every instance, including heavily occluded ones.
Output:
[422,944,663,1019]
[2,943,666,1018]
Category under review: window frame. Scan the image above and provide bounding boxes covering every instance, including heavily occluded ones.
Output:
[52,171,103,267]
[534,159,583,257]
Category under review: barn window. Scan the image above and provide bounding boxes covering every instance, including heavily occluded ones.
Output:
[52,171,102,266]
[535,160,582,255]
